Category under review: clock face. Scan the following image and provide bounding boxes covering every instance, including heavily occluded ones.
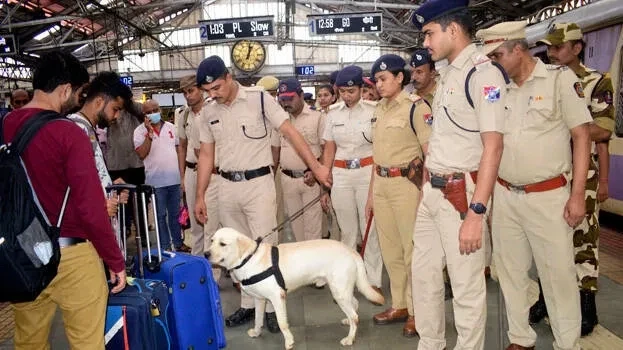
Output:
[231,40,266,73]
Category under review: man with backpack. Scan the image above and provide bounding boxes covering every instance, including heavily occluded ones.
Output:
[1,51,126,349]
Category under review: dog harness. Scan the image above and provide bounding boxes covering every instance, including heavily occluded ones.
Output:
[230,240,287,291]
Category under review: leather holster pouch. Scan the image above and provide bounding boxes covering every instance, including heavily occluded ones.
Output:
[440,177,468,219]
[407,157,424,190]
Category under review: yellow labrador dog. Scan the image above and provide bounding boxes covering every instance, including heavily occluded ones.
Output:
[207,227,384,349]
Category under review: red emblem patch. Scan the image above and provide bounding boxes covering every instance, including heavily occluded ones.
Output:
[574,82,585,98]
[423,113,433,125]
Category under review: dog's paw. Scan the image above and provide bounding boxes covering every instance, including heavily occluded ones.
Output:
[285,340,295,349]
[340,318,350,326]
[340,337,354,346]
[247,328,262,338]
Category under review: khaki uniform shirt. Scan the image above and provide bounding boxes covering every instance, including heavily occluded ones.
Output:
[175,106,200,163]
[373,91,432,168]
[198,83,288,171]
[498,59,592,184]
[323,99,375,160]
[426,44,508,174]
[576,64,615,134]
[271,105,325,171]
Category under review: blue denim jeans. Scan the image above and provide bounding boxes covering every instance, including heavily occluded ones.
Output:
[154,185,182,250]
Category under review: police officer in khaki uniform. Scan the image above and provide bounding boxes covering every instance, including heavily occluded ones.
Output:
[194,56,331,332]
[409,49,437,106]
[256,75,280,98]
[322,66,383,291]
[367,54,432,337]
[477,21,591,350]
[175,75,209,256]
[410,1,507,349]
[272,78,325,242]
[531,23,616,335]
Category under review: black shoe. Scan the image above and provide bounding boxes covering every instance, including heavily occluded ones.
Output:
[265,312,280,333]
[225,308,255,327]
[529,280,548,324]
[580,290,598,336]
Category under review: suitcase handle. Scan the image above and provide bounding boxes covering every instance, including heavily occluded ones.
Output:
[135,185,163,277]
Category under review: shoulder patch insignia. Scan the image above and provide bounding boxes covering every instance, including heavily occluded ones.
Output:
[603,90,613,105]
[574,82,585,98]
[423,113,433,125]
[483,86,501,103]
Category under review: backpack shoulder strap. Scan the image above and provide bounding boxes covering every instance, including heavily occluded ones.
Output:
[12,111,65,155]
[464,61,510,109]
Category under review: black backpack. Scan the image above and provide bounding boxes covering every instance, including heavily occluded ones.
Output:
[0,111,71,303]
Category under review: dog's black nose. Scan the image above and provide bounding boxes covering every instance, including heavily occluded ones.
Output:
[204,251,211,260]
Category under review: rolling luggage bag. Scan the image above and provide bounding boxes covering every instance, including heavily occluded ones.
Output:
[134,185,226,350]
[104,184,172,350]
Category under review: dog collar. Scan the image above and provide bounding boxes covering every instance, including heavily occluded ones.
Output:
[230,238,261,271]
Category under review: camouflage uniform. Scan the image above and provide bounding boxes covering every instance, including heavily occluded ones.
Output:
[573,64,615,292]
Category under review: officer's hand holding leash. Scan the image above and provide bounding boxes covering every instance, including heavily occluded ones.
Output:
[311,163,332,188]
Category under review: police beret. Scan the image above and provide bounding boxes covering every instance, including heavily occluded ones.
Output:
[196,55,227,85]
[329,70,340,85]
[475,21,527,55]
[335,66,363,87]
[303,92,314,100]
[371,54,407,78]
[537,22,583,46]
[411,0,469,30]
[278,78,303,100]
[363,76,375,87]
[410,49,432,68]
[179,75,197,90]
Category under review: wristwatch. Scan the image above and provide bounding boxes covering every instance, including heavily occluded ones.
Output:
[469,202,487,215]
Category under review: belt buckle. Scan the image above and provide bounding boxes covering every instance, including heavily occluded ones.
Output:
[346,158,360,169]
[293,170,305,178]
[379,167,389,177]
[233,172,244,182]
[508,184,525,193]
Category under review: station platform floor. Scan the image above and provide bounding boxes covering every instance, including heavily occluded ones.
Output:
[1,216,622,350]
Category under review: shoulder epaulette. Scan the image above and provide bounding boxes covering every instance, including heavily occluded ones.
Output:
[545,64,567,71]
[409,93,424,103]
[362,100,378,107]
[246,86,265,92]
[329,101,345,111]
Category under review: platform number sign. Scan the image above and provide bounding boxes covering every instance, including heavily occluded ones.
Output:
[296,65,315,76]
[120,76,133,87]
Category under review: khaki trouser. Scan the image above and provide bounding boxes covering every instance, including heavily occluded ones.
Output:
[184,168,204,256]
[12,242,108,350]
[412,176,486,350]
[280,173,323,242]
[204,173,221,282]
[332,166,383,287]
[374,174,418,312]
[492,182,580,350]
[219,172,277,311]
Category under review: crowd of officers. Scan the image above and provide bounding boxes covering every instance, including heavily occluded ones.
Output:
[176,0,616,349]
[5,0,615,348]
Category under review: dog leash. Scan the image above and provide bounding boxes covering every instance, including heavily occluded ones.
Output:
[257,194,322,243]
[359,212,374,258]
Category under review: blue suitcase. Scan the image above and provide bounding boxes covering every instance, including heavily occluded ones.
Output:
[136,249,226,350]
[104,184,173,350]
[105,278,172,350]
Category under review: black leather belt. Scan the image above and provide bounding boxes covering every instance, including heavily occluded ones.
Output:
[281,168,308,179]
[59,237,87,248]
[220,166,271,182]
[185,161,197,170]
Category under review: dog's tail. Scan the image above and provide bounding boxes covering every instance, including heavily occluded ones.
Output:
[354,253,384,305]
